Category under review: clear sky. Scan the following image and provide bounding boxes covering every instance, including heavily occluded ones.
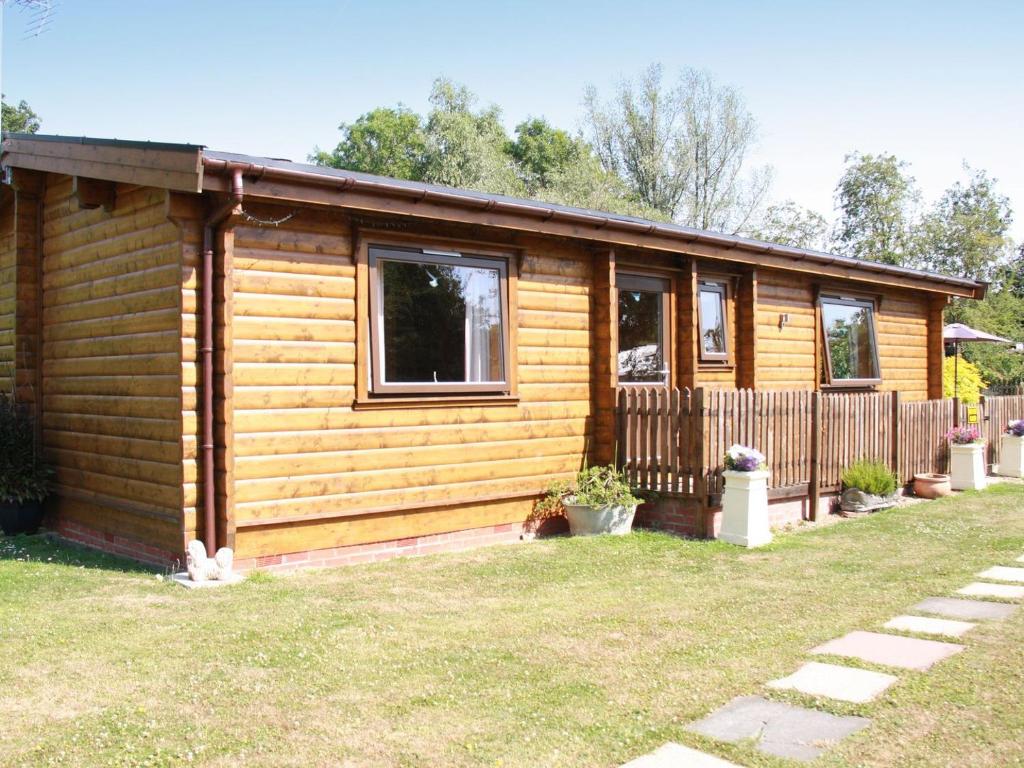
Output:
[4,0,1022,238]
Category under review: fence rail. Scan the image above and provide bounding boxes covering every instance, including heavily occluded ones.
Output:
[617,386,1024,509]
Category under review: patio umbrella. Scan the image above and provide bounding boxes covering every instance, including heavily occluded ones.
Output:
[943,323,1013,398]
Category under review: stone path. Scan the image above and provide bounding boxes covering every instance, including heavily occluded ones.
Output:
[957,581,1024,599]
[620,550,1024,766]
[883,614,975,637]
[811,630,964,671]
[766,661,897,703]
[687,695,870,762]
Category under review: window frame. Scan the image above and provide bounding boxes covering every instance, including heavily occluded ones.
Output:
[616,272,672,386]
[697,279,730,363]
[367,244,512,396]
[818,294,882,388]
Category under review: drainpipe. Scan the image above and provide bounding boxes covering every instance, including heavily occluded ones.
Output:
[201,168,243,557]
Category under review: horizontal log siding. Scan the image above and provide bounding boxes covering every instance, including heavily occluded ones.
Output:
[229,215,592,558]
[756,269,931,398]
[41,176,183,552]
[0,203,14,394]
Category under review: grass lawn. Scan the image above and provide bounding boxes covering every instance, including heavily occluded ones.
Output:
[1,486,1023,768]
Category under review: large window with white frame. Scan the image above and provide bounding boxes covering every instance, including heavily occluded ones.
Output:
[819,295,881,386]
[368,245,510,395]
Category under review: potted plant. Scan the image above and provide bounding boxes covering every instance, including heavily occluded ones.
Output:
[946,425,986,491]
[839,459,899,512]
[719,444,771,547]
[548,464,641,536]
[998,419,1024,478]
[0,395,51,535]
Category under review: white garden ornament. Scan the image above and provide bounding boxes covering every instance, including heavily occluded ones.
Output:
[998,420,1024,478]
[186,540,235,582]
[719,445,772,548]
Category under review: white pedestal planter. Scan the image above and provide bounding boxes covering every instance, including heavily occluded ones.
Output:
[719,469,772,547]
[998,435,1024,478]
[949,443,987,491]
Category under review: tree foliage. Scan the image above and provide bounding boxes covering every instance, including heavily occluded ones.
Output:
[943,355,987,404]
[583,64,770,232]
[312,106,427,180]
[749,201,830,250]
[1,97,40,134]
[833,152,919,266]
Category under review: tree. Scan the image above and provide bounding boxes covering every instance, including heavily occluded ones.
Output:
[749,201,830,250]
[917,167,1013,282]
[584,64,771,232]
[833,152,919,266]
[1,97,40,134]
[312,106,426,180]
[507,117,587,195]
[421,78,523,196]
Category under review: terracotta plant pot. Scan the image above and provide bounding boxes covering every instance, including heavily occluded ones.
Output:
[913,473,952,499]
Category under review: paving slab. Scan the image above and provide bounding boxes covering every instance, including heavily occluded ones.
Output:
[884,614,976,638]
[957,582,1024,599]
[811,630,963,671]
[687,695,870,762]
[1016,554,1024,563]
[977,565,1024,583]
[620,742,742,768]
[766,661,898,703]
[912,597,1018,620]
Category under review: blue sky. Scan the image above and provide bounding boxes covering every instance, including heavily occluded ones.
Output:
[4,0,1022,238]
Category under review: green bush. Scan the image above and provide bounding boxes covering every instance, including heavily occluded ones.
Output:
[0,395,51,504]
[542,464,640,512]
[841,459,898,497]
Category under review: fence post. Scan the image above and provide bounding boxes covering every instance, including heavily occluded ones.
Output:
[690,388,708,535]
[891,390,902,484]
[808,390,822,521]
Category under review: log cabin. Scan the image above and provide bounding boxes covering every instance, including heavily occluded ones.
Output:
[0,134,985,569]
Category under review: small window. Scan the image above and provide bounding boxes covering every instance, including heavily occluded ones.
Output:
[819,296,881,386]
[698,281,729,362]
[617,274,670,384]
[368,246,509,395]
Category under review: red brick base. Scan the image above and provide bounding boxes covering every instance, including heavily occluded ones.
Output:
[637,493,838,539]
[233,521,530,573]
[51,519,181,568]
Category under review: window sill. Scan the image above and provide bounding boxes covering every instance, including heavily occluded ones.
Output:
[698,362,734,371]
[821,381,881,392]
[353,393,520,410]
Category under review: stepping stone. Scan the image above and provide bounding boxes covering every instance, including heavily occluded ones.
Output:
[620,742,742,767]
[811,630,963,671]
[912,596,1018,620]
[767,661,898,703]
[687,695,869,762]
[977,565,1024,583]
[957,582,1024,599]
[884,614,976,638]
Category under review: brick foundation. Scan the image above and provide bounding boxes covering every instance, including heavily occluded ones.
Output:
[638,493,838,539]
[233,521,530,573]
[51,519,181,568]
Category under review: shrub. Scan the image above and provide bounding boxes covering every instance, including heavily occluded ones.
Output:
[0,395,51,504]
[542,465,640,511]
[943,356,986,404]
[841,459,898,496]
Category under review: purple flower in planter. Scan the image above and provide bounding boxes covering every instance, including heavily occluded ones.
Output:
[946,425,983,445]
[1007,420,1024,437]
[724,444,766,472]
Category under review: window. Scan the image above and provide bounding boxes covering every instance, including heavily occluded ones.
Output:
[819,296,881,386]
[368,245,509,395]
[698,281,729,362]
[617,274,670,384]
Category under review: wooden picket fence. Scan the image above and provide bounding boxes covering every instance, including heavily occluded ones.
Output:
[616,386,1024,512]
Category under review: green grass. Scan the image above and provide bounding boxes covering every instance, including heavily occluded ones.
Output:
[1,486,1023,768]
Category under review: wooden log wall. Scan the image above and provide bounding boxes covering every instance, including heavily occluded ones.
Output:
[0,202,15,395]
[755,269,932,398]
[40,175,184,553]
[225,209,593,559]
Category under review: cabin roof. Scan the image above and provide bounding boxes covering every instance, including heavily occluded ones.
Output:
[1,132,986,298]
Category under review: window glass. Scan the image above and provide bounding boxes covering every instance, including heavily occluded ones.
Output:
[618,281,666,383]
[821,300,879,381]
[698,284,728,359]
[375,252,505,388]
